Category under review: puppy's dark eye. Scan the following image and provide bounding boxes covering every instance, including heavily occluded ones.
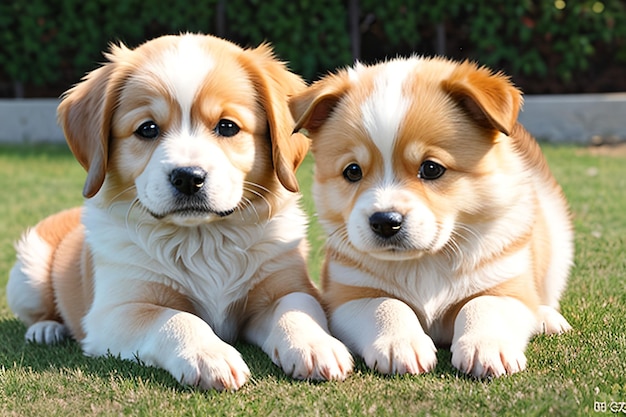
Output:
[419,160,446,180]
[135,121,160,140]
[343,163,363,183]
[215,119,240,137]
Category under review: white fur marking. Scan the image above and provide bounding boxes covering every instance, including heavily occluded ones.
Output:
[145,35,215,126]
[451,296,535,377]
[82,196,308,343]
[6,229,54,326]
[245,292,353,381]
[535,182,574,307]
[360,59,415,183]
[331,298,437,374]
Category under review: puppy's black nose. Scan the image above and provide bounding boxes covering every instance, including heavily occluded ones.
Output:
[369,211,404,238]
[170,167,206,195]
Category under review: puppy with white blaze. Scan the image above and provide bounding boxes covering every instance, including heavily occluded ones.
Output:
[290,57,573,378]
[6,33,352,390]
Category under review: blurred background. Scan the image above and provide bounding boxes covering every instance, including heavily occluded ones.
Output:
[0,0,624,98]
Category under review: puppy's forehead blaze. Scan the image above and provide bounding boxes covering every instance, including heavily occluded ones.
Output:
[137,37,217,112]
[116,42,261,136]
[317,62,417,176]
[361,64,490,172]
[109,40,261,172]
[316,60,496,179]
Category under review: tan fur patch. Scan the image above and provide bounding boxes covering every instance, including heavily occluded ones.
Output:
[322,280,395,315]
[34,207,82,248]
[51,225,91,340]
[244,243,317,321]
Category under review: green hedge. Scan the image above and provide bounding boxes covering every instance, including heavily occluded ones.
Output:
[1,0,625,96]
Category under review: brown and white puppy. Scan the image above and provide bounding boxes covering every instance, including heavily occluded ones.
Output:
[290,57,573,378]
[6,33,352,390]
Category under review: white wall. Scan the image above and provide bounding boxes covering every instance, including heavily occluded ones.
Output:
[0,99,64,143]
[2,94,626,144]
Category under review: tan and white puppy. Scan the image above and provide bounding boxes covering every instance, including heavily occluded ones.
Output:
[7,33,352,390]
[290,57,573,378]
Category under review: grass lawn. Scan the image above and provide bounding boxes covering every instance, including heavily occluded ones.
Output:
[0,142,624,416]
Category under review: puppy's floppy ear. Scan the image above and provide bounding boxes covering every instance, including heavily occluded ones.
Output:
[57,45,127,198]
[289,72,350,134]
[239,44,309,193]
[442,61,522,136]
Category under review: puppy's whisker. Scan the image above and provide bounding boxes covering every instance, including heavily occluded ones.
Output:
[441,237,462,267]
[244,181,277,198]
[453,223,482,246]
[126,198,146,232]
[444,223,484,269]
[242,184,273,220]
[110,185,137,204]
[105,186,140,220]
[326,226,346,241]
[326,226,353,254]
[235,200,248,222]
[238,197,260,223]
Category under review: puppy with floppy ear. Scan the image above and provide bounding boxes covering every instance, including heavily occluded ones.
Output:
[290,57,573,378]
[7,34,352,390]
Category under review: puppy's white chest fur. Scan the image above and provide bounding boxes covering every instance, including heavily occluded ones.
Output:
[84,198,307,342]
[328,241,531,343]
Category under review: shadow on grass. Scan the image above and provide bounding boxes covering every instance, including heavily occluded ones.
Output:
[0,315,469,393]
[348,348,464,382]
[0,316,291,393]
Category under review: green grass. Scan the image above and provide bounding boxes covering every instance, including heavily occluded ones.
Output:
[0,143,624,416]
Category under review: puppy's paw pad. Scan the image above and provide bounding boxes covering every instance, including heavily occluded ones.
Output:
[25,321,68,344]
[451,337,526,378]
[308,337,354,381]
[365,334,437,375]
[273,335,354,381]
[537,306,572,335]
[177,343,250,391]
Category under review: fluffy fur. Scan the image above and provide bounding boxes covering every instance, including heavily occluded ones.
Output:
[7,34,352,390]
[290,57,573,378]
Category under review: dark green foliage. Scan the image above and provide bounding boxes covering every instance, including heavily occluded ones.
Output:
[0,1,625,95]
[0,0,219,95]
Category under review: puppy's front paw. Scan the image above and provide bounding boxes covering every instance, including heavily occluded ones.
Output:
[537,305,572,335]
[451,335,527,378]
[25,320,68,344]
[174,341,251,391]
[363,333,437,375]
[269,316,353,381]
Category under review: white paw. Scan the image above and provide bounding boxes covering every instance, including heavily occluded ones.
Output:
[363,332,437,375]
[267,316,354,381]
[173,341,251,391]
[25,320,68,344]
[537,305,572,335]
[451,335,527,378]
